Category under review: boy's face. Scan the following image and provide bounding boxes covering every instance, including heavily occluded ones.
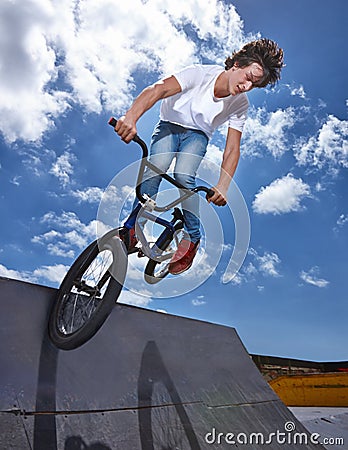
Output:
[228,62,264,95]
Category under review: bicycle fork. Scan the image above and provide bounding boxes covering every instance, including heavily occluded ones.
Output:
[153,208,184,252]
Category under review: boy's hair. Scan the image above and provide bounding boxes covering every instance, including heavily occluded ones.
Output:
[225,38,284,87]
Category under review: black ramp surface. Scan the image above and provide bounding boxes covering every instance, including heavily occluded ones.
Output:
[0,277,324,449]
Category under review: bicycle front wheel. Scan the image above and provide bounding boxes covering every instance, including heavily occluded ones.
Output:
[48,230,128,350]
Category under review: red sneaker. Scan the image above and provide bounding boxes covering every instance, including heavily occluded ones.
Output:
[168,239,200,275]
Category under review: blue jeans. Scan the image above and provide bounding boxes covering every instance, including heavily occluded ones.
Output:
[134,121,208,243]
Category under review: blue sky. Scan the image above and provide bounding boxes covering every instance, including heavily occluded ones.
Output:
[0,0,347,361]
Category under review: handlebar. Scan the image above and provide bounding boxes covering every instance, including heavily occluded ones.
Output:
[108,117,148,157]
[108,117,215,207]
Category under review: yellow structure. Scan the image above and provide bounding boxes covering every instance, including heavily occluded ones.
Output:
[270,372,348,407]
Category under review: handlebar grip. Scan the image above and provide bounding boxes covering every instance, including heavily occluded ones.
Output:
[108,117,117,128]
[206,188,215,198]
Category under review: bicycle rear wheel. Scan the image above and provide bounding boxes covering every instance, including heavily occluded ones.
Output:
[48,230,127,350]
[144,228,187,285]
[144,258,170,284]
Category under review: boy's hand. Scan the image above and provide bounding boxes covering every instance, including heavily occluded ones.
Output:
[115,115,137,143]
[207,186,227,206]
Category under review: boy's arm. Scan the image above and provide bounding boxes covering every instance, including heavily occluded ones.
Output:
[115,76,182,143]
[208,127,241,206]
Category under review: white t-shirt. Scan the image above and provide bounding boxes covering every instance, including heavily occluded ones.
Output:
[160,64,249,139]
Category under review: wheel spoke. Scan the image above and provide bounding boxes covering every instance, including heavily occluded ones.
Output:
[57,249,114,335]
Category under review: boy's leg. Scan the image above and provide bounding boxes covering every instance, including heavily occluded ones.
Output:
[168,129,208,274]
[128,122,178,250]
[174,129,208,242]
[132,121,177,209]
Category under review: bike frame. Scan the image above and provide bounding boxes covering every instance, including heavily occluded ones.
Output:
[108,117,213,260]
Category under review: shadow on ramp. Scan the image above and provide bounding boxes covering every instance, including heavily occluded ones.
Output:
[138,340,200,449]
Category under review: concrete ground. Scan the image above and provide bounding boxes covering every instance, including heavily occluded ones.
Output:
[290,407,348,449]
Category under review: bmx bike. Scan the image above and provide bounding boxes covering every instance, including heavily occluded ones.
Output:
[48,118,214,350]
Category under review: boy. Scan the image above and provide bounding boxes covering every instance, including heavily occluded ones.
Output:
[115,39,284,274]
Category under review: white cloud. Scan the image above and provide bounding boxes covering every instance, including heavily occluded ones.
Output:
[71,186,105,203]
[10,175,21,186]
[252,174,311,215]
[118,288,152,308]
[225,271,243,285]
[334,213,348,233]
[202,143,223,168]
[0,262,69,285]
[70,184,134,210]
[124,254,149,283]
[314,182,325,192]
[0,0,254,143]
[32,230,61,244]
[242,107,297,158]
[32,211,109,258]
[184,245,217,280]
[41,210,88,231]
[257,285,264,292]
[300,267,329,288]
[49,151,76,187]
[32,264,69,284]
[192,295,206,306]
[223,247,281,284]
[47,243,75,259]
[249,248,281,277]
[258,253,281,277]
[0,264,32,282]
[237,103,347,175]
[0,0,70,142]
[294,115,348,169]
[18,147,57,178]
[290,85,306,99]
[337,214,348,227]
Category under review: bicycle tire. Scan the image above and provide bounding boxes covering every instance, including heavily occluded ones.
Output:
[144,233,175,285]
[144,221,188,284]
[144,259,170,285]
[48,229,128,350]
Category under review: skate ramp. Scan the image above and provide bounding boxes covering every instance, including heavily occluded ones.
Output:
[0,277,323,449]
